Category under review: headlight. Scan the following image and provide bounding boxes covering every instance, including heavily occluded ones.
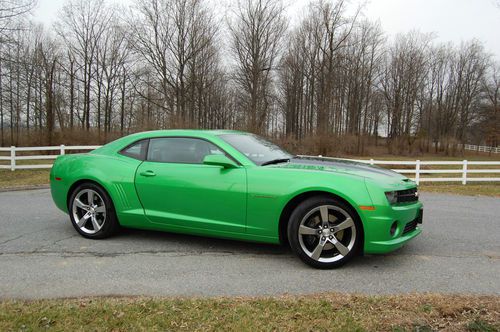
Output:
[385,191,398,204]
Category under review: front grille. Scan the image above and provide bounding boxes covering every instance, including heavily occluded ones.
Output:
[402,219,418,235]
[396,188,418,203]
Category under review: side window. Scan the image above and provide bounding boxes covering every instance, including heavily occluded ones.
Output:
[120,140,148,160]
[147,137,224,164]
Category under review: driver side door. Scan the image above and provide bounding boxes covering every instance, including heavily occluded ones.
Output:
[134,137,247,234]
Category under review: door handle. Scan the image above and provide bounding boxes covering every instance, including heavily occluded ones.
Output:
[139,170,156,177]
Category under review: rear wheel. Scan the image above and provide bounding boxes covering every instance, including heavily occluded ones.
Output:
[287,196,362,269]
[68,183,119,239]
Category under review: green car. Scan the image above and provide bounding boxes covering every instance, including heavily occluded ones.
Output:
[50,130,422,268]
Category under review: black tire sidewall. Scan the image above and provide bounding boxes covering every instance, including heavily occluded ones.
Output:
[68,182,119,239]
[287,196,362,269]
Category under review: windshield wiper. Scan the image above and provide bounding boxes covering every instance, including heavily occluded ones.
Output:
[261,158,291,166]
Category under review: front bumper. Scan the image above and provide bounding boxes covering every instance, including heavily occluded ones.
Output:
[362,202,423,254]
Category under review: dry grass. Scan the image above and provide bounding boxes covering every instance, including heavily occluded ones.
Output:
[419,183,500,197]
[0,294,498,332]
[0,169,50,189]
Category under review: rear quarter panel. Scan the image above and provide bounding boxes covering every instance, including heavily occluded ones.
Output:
[50,153,145,226]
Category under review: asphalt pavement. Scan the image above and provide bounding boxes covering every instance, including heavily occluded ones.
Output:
[0,189,499,299]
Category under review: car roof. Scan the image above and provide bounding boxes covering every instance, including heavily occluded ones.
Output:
[91,129,251,156]
[135,129,247,137]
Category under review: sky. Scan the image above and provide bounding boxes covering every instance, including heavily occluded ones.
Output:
[32,0,500,59]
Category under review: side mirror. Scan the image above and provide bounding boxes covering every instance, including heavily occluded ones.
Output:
[203,154,238,169]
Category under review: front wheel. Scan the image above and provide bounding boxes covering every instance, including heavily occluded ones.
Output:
[287,196,362,269]
[68,183,119,239]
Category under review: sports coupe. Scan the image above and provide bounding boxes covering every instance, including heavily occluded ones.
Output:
[50,130,422,268]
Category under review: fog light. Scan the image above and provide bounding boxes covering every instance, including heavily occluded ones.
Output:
[390,221,398,236]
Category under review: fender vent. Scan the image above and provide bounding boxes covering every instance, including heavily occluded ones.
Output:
[114,183,131,209]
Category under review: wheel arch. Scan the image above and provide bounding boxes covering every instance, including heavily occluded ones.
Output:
[67,178,112,211]
[278,190,364,247]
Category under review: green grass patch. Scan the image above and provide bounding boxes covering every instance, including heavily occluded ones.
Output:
[0,294,498,332]
[467,318,499,332]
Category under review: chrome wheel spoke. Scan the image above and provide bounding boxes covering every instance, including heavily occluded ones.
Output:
[75,198,89,210]
[77,212,91,227]
[91,216,101,231]
[87,190,95,205]
[334,218,354,233]
[94,205,106,213]
[299,225,318,236]
[310,237,327,260]
[319,206,329,228]
[331,237,350,256]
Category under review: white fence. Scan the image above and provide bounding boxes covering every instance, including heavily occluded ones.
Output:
[1,145,500,185]
[298,155,500,185]
[0,145,101,171]
[463,144,500,154]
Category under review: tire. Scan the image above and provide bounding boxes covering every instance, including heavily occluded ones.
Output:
[68,182,120,239]
[287,196,362,269]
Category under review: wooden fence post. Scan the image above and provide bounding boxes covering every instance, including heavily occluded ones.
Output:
[10,146,15,171]
[462,160,467,185]
[60,144,65,155]
[415,160,420,185]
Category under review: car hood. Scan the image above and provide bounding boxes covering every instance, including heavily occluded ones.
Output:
[271,157,412,184]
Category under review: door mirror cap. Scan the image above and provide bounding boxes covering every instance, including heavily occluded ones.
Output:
[203,154,238,169]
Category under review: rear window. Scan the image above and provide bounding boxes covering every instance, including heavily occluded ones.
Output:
[120,140,149,160]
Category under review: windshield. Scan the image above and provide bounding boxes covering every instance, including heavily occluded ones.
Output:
[219,134,292,166]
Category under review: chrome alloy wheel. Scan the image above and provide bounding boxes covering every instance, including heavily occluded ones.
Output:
[298,205,357,263]
[71,189,107,234]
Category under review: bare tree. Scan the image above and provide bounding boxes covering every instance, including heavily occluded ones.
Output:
[379,31,431,153]
[0,0,497,154]
[0,0,35,43]
[481,63,500,149]
[55,0,112,130]
[128,0,219,128]
[229,0,287,134]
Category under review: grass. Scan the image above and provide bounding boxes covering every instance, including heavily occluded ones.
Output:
[419,183,500,197]
[0,169,50,189]
[0,294,498,332]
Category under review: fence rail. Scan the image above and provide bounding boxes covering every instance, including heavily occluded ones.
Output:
[298,155,500,185]
[463,144,500,154]
[0,145,101,171]
[1,146,500,185]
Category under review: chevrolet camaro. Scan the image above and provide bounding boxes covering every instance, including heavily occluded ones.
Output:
[50,130,422,268]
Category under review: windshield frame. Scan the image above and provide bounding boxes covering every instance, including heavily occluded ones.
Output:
[218,133,293,166]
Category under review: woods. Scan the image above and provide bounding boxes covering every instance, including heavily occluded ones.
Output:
[0,0,498,155]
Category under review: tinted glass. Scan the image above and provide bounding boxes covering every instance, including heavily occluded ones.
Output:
[219,134,291,165]
[147,137,223,164]
[121,140,148,160]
